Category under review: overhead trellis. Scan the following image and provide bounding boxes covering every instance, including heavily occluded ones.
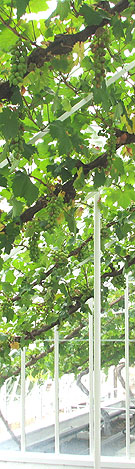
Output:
[0,0,135,412]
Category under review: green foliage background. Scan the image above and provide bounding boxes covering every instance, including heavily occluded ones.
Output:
[0,0,135,386]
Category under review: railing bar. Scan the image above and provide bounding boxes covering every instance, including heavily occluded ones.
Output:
[21,348,26,452]
[125,274,130,458]
[94,192,101,469]
[54,326,59,454]
[89,309,94,456]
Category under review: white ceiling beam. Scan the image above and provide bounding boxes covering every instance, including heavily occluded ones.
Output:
[29,59,135,145]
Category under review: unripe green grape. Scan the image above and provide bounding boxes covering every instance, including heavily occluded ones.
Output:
[12,78,18,85]
[20,56,26,63]
[15,50,20,57]
[17,39,22,46]
[15,72,20,78]
[22,48,27,55]
[11,57,16,64]
[17,64,24,72]
[12,65,18,72]
[17,77,22,83]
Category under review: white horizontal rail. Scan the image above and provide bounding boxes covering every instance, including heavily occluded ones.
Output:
[0,453,135,469]
[29,59,135,145]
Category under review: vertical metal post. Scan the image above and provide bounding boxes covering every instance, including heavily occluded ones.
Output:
[89,306,94,455]
[54,326,59,454]
[125,274,130,458]
[94,192,101,469]
[21,348,25,452]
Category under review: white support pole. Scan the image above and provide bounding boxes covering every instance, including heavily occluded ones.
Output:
[54,326,59,454]
[94,192,101,469]
[89,307,94,456]
[21,348,26,452]
[125,274,130,458]
[29,59,135,145]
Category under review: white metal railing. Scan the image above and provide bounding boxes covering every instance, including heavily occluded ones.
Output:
[0,198,135,468]
[15,196,134,468]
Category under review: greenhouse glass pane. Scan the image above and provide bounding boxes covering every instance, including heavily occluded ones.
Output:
[25,337,55,453]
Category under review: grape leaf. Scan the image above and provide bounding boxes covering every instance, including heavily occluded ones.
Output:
[0,174,7,187]
[0,109,19,140]
[111,15,124,39]
[94,168,106,188]
[56,0,70,20]
[0,26,17,52]
[29,0,48,12]
[15,0,30,19]
[10,198,24,218]
[22,142,37,160]
[80,5,103,26]
[50,121,72,154]
[12,171,39,205]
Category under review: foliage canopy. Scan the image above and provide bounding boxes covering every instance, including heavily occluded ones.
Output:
[0,0,135,386]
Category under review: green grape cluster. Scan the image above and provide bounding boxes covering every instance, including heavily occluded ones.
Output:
[9,38,32,87]
[9,121,25,159]
[29,232,40,262]
[52,250,68,266]
[91,28,109,88]
[2,299,14,321]
[46,196,64,231]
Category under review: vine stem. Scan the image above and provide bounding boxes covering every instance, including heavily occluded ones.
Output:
[28,6,37,42]
[22,96,40,128]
